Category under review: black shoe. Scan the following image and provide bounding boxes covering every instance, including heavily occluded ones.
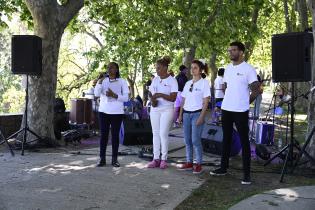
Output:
[241,176,251,185]
[112,160,120,167]
[209,168,227,176]
[97,159,106,167]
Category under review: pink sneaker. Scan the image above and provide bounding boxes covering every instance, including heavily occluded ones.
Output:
[147,159,160,168]
[160,160,168,169]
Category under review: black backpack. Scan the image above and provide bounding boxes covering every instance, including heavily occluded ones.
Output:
[54,98,66,113]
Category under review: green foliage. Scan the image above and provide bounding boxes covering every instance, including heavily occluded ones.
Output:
[0,29,24,113]
[0,0,311,112]
[0,0,32,29]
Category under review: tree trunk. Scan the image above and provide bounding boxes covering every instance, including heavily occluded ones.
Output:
[297,0,309,30]
[208,53,217,97]
[306,0,315,166]
[244,1,261,61]
[284,0,293,32]
[183,46,196,79]
[24,0,84,143]
[127,78,135,99]
[295,0,310,112]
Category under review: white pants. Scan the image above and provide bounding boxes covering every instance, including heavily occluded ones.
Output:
[150,106,174,160]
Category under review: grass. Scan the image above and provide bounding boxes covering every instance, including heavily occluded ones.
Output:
[175,157,315,210]
[175,115,315,210]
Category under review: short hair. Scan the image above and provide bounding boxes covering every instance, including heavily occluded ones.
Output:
[230,41,245,52]
[179,65,187,72]
[218,68,225,76]
[156,56,171,67]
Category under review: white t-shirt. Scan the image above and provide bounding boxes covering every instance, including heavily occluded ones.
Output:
[221,62,257,112]
[94,77,129,114]
[149,75,178,109]
[181,78,211,111]
[214,76,225,99]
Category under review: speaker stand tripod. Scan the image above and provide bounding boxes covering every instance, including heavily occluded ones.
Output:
[6,75,43,155]
[264,82,301,182]
[0,128,15,156]
[291,125,315,172]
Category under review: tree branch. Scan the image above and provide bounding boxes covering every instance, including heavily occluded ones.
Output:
[58,0,84,28]
[83,29,104,48]
[205,0,223,26]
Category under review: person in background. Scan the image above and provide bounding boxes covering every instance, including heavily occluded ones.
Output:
[253,75,263,119]
[214,68,225,107]
[177,60,210,174]
[143,74,154,107]
[174,65,188,127]
[168,70,175,77]
[94,62,129,167]
[147,56,178,169]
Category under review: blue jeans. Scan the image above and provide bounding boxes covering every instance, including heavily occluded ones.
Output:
[183,112,204,164]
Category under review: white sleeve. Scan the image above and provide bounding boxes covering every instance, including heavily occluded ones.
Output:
[171,78,178,93]
[203,80,211,98]
[222,75,226,83]
[149,78,156,94]
[94,83,103,97]
[117,79,129,102]
[247,68,258,85]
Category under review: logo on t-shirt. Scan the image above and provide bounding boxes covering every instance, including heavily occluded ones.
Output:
[237,73,244,76]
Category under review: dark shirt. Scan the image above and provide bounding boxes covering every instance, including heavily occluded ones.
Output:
[175,72,188,92]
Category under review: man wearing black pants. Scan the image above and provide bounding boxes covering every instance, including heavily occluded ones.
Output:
[210,42,260,184]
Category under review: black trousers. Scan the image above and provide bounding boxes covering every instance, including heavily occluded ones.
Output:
[221,110,250,177]
[99,112,123,160]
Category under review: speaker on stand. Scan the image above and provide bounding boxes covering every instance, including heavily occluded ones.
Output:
[8,35,43,155]
[266,31,313,182]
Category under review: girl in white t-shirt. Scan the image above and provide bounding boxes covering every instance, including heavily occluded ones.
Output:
[94,62,129,167]
[147,56,178,169]
[177,60,211,174]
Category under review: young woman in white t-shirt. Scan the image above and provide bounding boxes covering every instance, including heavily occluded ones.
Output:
[94,62,129,167]
[147,56,178,169]
[177,60,211,174]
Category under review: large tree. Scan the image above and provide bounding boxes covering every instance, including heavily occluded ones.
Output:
[307,0,315,166]
[24,0,84,143]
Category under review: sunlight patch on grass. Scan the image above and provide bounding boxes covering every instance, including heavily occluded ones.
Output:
[295,114,307,121]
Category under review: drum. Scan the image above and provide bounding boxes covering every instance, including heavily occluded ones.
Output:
[255,122,274,145]
[69,98,92,124]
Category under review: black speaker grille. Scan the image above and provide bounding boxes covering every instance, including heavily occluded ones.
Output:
[11,35,42,75]
[272,32,313,82]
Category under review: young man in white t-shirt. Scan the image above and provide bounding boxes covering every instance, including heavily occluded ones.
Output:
[210,42,261,185]
[214,67,225,107]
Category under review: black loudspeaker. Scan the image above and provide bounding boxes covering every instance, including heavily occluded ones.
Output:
[272,32,313,82]
[11,35,42,75]
[122,119,152,145]
[201,124,241,156]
